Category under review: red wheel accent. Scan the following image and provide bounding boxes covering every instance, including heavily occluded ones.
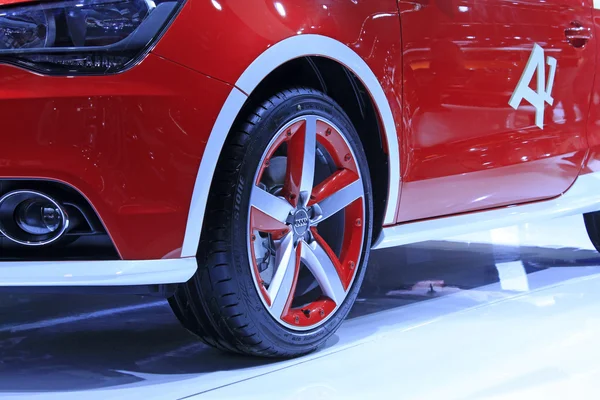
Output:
[250,207,289,238]
[248,237,272,307]
[249,208,291,306]
[248,115,365,331]
[282,297,337,328]
[311,227,349,291]
[310,168,360,206]
[316,120,359,175]
[280,241,302,322]
[255,120,303,186]
[283,119,312,207]
[339,198,364,288]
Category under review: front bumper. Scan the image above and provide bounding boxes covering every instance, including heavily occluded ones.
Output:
[0,258,197,286]
[0,53,231,261]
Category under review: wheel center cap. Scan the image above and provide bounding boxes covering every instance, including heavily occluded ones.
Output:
[291,209,310,236]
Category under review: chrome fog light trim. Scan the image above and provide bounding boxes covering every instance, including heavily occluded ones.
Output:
[0,190,69,246]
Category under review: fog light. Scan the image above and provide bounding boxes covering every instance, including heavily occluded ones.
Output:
[0,190,69,246]
[16,200,62,235]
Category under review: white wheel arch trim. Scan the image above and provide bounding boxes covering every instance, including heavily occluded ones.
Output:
[181,34,401,258]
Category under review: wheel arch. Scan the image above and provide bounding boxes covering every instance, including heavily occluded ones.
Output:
[181,34,400,258]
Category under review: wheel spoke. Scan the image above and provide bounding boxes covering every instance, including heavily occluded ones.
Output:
[301,239,346,305]
[250,186,294,224]
[268,233,299,318]
[314,179,363,223]
[286,116,317,207]
[310,168,360,205]
[251,207,289,234]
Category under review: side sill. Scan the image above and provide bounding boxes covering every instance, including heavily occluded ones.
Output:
[374,172,600,250]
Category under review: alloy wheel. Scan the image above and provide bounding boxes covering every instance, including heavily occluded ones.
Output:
[247,115,366,331]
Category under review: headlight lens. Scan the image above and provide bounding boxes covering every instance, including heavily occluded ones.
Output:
[0,0,184,74]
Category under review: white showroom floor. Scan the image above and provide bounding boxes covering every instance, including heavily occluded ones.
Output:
[1,215,600,399]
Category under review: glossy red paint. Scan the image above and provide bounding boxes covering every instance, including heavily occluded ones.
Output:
[0,0,598,264]
[153,0,404,162]
[397,0,595,222]
[584,8,600,174]
[0,55,232,259]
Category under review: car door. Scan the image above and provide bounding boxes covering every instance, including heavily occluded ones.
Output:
[396,0,595,222]
[584,2,600,170]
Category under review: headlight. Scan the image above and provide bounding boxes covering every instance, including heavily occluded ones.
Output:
[0,0,184,75]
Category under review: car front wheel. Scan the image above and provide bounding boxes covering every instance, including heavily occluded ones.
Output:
[169,87,373,357]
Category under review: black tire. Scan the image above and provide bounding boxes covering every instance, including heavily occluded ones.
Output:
[584,212,600,252]
[169,87,373,358]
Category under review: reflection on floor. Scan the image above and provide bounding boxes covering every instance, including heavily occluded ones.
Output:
[0,215,599,399]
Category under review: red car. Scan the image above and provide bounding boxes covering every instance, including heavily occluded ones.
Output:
[1,0,600,357]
